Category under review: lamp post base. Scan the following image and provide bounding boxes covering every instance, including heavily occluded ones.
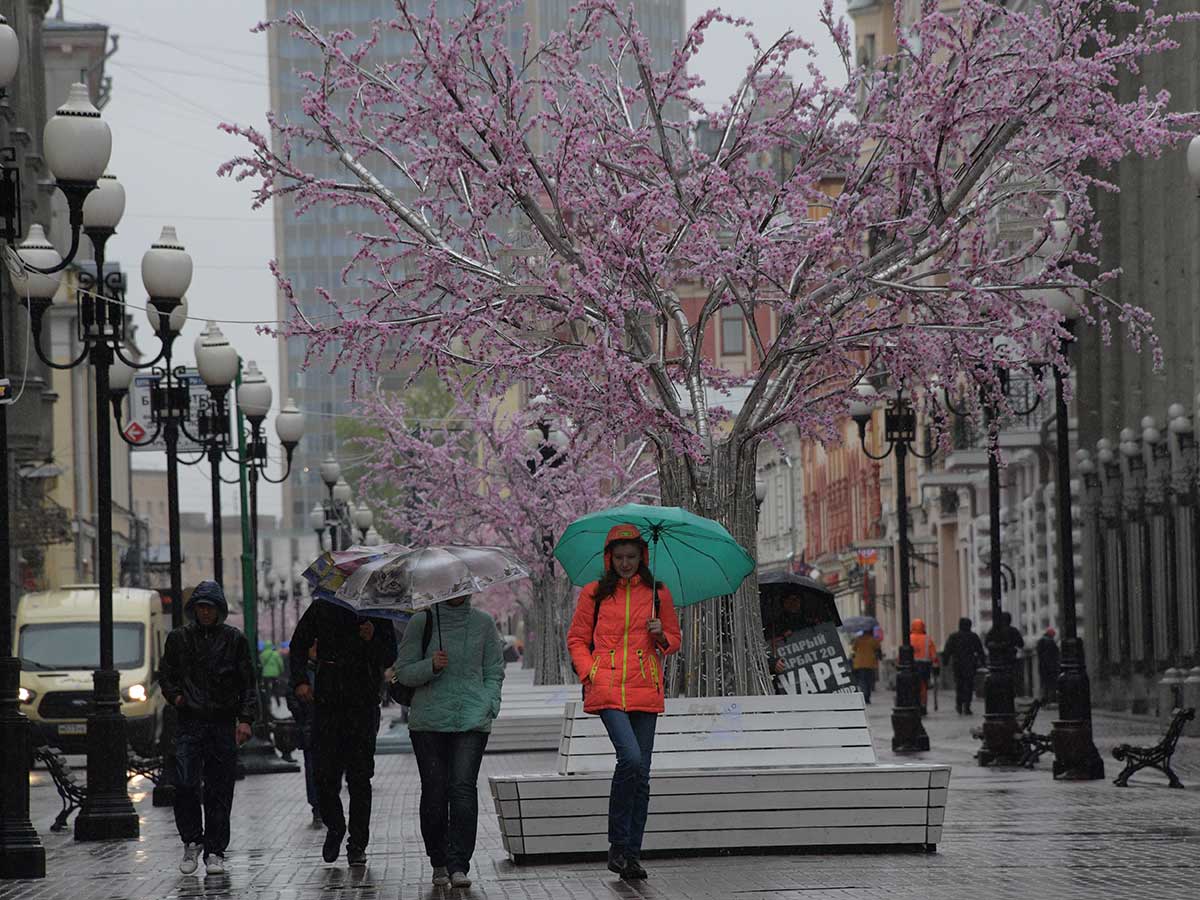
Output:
[977,643,1023,767]
[1050,638,1105,780]
[74,671,139,842]
[891,652,929,753]
[151,704,178,807]
[237,723,300,776]
[0,659,46,879]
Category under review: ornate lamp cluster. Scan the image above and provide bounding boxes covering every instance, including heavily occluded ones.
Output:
[310,455,380,551]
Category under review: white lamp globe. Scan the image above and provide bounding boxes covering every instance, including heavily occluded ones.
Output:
[274,397,305,446]
[1188,134,1200,196]
[848,383,878,420]
[109,352,135,393]
[332,478,352,504]
[15,225,63,301]
[43,82,111,182]
[236,361,272,421]
[309,504,327,532]
[81,173,125,231]
[195,321,240,388]
[353,505,374,531]
[320,456,341,488]
[141,226,193,299]
[0,16,20,89]
[364,527,382,547]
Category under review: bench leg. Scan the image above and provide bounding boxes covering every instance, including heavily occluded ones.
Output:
[1163,761,1184,789]
[1112,763,1134,787]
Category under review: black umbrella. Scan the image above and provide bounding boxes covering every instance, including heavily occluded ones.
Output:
[757,571,841,628]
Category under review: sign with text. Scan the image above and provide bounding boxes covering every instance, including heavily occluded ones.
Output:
[773,623,855,696]
[126,368,209,453]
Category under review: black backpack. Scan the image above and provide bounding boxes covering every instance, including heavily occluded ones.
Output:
[387,609,435,706]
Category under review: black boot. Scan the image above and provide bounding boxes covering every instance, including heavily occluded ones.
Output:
[607,845,627,876]
[622,858,648,880]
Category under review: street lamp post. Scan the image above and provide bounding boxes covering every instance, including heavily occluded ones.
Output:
[230,362,303,775]
[319,456,343,551]
[13,83,192,842]
[850,383,931,753]
[1046,311,1105,780]
[191,321,241,585]
[0,41,112,874]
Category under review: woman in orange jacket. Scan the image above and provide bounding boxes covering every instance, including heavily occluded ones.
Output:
[566,524,681,881]
[910,618,939,715]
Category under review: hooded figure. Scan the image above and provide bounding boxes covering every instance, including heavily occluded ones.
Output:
[1037,628,1060,704]
[566,524,682,881]
[942,617,986,715]
[159,580,256,876]
[908,619,938,715]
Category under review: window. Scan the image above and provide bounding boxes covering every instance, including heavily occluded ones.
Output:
[720,307,745,356]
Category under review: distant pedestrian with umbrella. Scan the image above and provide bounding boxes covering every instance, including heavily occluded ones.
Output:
[566,524,682,881]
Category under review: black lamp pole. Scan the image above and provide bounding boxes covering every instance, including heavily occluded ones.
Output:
[1048,325,1105,779]
[853,387,930,752]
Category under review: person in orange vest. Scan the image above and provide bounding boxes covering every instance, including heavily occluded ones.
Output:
[909,619,939,715]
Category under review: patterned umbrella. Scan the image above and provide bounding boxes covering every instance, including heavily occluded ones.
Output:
[300,543,412,620]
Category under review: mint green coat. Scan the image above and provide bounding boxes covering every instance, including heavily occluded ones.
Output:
[395,600,505,733]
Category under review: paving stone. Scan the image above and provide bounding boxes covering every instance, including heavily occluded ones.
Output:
[3,697,1197,899]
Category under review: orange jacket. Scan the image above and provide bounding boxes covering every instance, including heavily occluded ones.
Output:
[566,575,681,714]
[910,618,938,664]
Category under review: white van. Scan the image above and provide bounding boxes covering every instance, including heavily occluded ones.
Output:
[15,585,169,756]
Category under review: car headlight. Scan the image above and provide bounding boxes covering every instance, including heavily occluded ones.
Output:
[18,686,35,704]
[122,683,148,703]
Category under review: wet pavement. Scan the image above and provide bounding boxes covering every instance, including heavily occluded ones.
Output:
[4,694,1198,899]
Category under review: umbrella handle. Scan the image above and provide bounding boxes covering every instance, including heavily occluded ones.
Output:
[436,605,442,650]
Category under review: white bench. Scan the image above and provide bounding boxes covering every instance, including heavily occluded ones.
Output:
[488,692,949,860]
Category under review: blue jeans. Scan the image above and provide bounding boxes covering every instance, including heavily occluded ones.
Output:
[598,709,657,857]
[174,718,238,857]
[410,730,490,875]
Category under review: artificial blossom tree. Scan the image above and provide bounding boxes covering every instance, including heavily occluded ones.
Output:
[224,0,1198,696]
[351,392,656,684]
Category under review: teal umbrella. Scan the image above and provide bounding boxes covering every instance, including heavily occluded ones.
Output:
[553,503,755,609]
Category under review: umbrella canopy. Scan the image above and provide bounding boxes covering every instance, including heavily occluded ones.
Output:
[553,503,755,608]
[333,545,530,613]
[758,571,841,628]
[300,544,413,619]
[840,615,879,635]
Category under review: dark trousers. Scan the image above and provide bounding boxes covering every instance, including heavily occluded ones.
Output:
[174,718,238,857]
[1040,670,1058,705]
[410,730,490,875]
[314,703,380,852]
[853,667,876,703]
[598,709,657,857]
[955,667,975,711]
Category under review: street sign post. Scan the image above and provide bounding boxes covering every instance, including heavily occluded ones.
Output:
[125,368,209,452]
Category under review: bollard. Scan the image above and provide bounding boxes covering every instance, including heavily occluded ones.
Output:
[1157,668,1185,722]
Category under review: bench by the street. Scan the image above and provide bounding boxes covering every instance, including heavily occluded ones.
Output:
[1112,707,1195,788]
[488,692,950,860]
[33,745,163,833]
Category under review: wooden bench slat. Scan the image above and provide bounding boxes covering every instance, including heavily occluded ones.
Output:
[560,709,875,736]
[560,745,879,773]
[560,727,873,756]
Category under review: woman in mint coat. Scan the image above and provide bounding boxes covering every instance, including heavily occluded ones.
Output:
[395,594,504,889]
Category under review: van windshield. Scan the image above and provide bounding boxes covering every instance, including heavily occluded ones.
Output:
[19,623,145,670]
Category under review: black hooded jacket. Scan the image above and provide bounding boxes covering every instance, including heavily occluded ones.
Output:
[942,618,986,674]
[160,581,257,724]
[289,601,397,707]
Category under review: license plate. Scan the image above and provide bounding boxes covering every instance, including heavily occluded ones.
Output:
[58,723,86,735]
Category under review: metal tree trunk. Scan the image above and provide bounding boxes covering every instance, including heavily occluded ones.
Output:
[659,442,771,698]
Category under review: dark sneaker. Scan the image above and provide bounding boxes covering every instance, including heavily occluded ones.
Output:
[622,858,648,880]
[347,846,367,868]
[322,829,345,864]
[431,866,450,886]
[450,871,471,888]
[607,845,627,876]
[311,809,323,828]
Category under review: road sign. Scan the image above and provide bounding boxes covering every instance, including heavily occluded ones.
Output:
[126,368,210,453]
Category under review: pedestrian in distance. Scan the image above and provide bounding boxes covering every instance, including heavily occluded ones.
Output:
[290,601,397,868]
[394,594,505,889]
[566,524,682,881]
[993,611,1027,695]
[1037,627,1060,705]
[159,580,256,876]
[285,640,322,827]
[850,628,881,704]
[941,617,986,715]
[259,639,284,709]
[909,618,939,715]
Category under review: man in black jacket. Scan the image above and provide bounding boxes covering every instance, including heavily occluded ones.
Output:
[160,581,256,876]
[942,617,986,715]
[290,601,397,868]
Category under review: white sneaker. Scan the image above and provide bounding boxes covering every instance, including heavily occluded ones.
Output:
[179,842,201,874]
[432,866,450,886]
[204,854,226,875]
[450,871,471,888]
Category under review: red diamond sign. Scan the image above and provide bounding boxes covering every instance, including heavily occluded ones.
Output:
[124,421,146,442]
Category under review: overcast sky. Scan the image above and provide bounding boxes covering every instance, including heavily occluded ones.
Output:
[66,0,846,518]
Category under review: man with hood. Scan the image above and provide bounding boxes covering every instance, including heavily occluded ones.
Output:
[159,580,256,876]
[941,618,986,715]
[290,600,397,868]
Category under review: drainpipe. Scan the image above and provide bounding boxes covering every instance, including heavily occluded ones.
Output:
[782,451,797,567]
